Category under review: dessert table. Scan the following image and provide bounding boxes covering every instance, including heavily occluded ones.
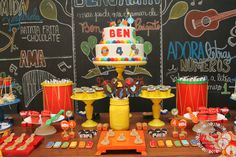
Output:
[4,111,236,157]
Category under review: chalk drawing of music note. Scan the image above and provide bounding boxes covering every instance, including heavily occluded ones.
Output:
[9,64,18,75]
[57,61,72,72]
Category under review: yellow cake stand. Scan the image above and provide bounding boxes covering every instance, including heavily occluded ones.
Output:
[93,61,147,80]
[139,94,175,127]
[71,94,106,127]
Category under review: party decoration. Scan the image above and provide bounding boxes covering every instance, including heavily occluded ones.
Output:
[88,36,97,50]
[143,41,152,55]
[136,36,144,44]
[169,1,188,20]
[80,41,91,56]
[40,0,57,20]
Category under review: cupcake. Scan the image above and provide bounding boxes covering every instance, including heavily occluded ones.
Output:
[95,87,104,97]
[0,98,4,104]
[6,94,15,102]
[159,87,168,97]
[141,86,148,96]
[41,110,51,123]
[166,86,171,95]
[86,88,96,98]
[74,88,84,98]
[31,111,40,123]
[147,85,156,97]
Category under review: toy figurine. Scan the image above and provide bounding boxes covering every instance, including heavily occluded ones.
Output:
[60,120,70,141]
[186,107,198,123]
[66,110,74,121]
[178,119,187,139]
[68,120,76,139]
[170,108,179,138]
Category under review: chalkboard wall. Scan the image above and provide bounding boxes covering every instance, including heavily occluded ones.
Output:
[0,0,235,113]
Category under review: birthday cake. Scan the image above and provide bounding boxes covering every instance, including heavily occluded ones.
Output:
[94,17,146,62]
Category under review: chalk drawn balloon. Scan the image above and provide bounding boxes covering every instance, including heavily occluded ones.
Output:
[144,41,152,55]
[169,1,188,20]
[40,0,57,20]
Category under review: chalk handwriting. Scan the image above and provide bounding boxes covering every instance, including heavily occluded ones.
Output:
[134,18,160,36]
[228,25,236,47]
[79,22,101,33]
[77,8,159,22]
[0,0,29,16]
[20,25,60,42]
[1,8,41,32]
[74,0,160,7]
[19,49,46,68]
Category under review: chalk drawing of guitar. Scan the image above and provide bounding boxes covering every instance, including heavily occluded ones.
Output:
[184,9,236,37]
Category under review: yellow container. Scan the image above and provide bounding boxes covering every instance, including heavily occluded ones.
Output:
[109,98,129,130]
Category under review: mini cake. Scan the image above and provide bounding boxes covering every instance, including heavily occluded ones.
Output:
[31,111,40,123]
[41,110,51,123]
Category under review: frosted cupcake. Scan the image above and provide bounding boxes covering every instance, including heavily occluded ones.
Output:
[141,86,148,96]
[147,85,156,97]
[95,87,104,97]
[6,94,15,102]
[159,86,168,97]
[86,88,96,98]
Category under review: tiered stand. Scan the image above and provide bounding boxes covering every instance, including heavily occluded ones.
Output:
[93,61,147,80]
[71,94,106,127]
[139,94,174,127]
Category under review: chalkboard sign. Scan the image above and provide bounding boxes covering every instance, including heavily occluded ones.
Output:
[0,0,74,111]
[162,0,236,108]
[0,0,235,112]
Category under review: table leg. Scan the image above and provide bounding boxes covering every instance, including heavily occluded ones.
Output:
[82,100,97,127]
[148,99,165,127]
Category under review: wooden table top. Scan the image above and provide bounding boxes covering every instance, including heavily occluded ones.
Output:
[5,112,235,157]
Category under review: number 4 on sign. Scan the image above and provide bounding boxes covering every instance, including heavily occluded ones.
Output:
[221,83,231,95]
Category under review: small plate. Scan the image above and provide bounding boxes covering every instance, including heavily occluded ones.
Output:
[183,112,225,121]
[24,114,64,124]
